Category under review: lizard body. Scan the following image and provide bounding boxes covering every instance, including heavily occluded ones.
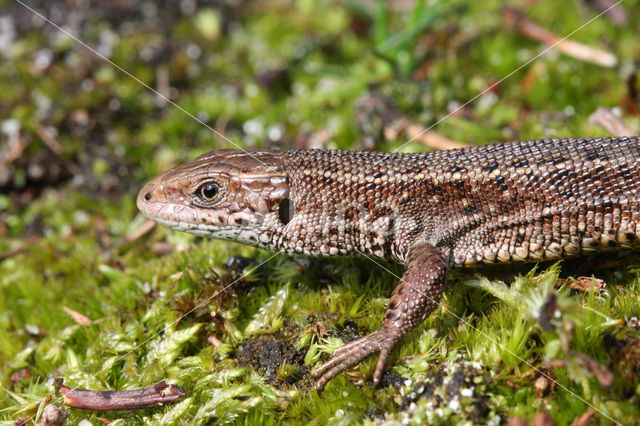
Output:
[137,137,640,389]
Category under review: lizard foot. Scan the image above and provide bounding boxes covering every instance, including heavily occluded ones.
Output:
[313,325,400,391]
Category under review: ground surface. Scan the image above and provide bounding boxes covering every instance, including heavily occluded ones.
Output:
[1,0,640,424]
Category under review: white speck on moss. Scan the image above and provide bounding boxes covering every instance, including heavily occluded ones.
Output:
[73,210,90,226]
[186,43,201,59]
[81,79,94,91]
[2,118,20,136]
[460,387,474,397]
[25,324,39,335]
[109,99,121,111]
[34,48,53,70]
[448,398,460,410]
[267,124,284,142]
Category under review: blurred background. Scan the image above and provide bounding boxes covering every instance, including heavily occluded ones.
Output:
[1,0,640,424]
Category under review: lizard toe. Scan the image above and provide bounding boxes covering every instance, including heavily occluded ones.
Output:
[314,327,401,390]
[314,336,377,379]
[372,346,392,386]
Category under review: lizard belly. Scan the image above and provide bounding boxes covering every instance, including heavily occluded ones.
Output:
[449,202,640,267]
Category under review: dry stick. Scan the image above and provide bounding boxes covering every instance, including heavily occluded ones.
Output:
[107,219,157,252]
[546,355,614,388]
[356,94,468,150]
[0,235,40,263]
[123,219,157,244]
[35,124,83,177]
[0,246,28,262]
[2,136,29,166]
[59,381,187,411]
[380,115,469,150]
[156,64,170,107]
[399,120,469,150]
[532,412,554,426]
[503,7,618,68]
[588,107,638,137]
[572,408,596,426]
[575,353,614,387]
[62,306,92,326]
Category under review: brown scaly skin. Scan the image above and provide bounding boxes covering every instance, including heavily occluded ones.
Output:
[137,137,640,390]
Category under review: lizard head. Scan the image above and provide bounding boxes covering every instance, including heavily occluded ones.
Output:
[137,149,291,248]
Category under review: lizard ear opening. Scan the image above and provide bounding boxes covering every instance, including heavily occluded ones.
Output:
[278,198,293,225]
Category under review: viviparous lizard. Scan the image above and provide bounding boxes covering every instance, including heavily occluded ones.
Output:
[137,136,640,390]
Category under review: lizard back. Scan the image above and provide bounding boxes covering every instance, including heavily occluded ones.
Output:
[281,137,640,266]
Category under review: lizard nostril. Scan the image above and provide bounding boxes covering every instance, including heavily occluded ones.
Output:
[143,191,152,202]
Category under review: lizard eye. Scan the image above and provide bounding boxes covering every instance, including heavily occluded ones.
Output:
[196,182,220,203]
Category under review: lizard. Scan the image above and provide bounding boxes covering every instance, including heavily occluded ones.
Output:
[137,136,640,391]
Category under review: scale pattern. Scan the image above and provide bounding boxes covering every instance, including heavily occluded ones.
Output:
[280,137,640,265]
[137,136,640,390]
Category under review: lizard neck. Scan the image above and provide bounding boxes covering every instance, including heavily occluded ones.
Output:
[272,149,436,261]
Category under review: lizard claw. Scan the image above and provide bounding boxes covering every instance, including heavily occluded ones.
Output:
[313,326,399,391]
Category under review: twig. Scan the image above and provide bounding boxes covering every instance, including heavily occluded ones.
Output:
[547,353,614,388]
[355,94,468,150]
[2,136,29,165]
[589,107,637,137]
[295,129,333,149]
[35,124,83,176]
[0,246,28,263]
[62,306,92,326]
[124,219,157,244]
[0,236,39,262]
[156,64,170,107]
[208,334,223,347]
[575,353,614,387]
[503,7,618,68]
[35,124,63,155]
[400,120,469,150]
[532,413,554,426]
[571,408,595,426]
[108,219,157,252]
[59,380,187,411]
[0,136,30,187]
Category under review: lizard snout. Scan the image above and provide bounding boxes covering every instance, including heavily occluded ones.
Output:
[137,180,166,219]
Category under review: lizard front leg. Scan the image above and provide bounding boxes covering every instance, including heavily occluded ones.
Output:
[314,243,448,390]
